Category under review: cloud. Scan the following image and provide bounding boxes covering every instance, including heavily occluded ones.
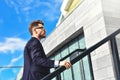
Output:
[38,0,63,21]
[0,37,26,53]
[11,54,23,63]
[0,54,23,74]
[4,0,63,22]
[0,37,25,79]
[0,37,25,75]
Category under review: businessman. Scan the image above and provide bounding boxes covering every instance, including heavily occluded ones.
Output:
[22,20,71,80]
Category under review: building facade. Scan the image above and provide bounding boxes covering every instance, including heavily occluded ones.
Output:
[16,0,120,80]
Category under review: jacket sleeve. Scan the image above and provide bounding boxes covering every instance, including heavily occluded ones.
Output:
[29,40,55,68]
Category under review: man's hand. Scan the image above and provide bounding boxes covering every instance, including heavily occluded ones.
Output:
[59,60,71,69]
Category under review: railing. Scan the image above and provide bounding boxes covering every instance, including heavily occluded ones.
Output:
[60,48,86,61]
[56,48,88,80]
[41,28,120,80]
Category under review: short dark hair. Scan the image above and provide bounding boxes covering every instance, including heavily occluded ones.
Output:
[29,20,44,35]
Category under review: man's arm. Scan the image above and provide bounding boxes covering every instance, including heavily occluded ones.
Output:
[29,39,71,69]
[29,41,55,68]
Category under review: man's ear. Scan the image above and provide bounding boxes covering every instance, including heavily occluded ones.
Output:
[32,27,37,34]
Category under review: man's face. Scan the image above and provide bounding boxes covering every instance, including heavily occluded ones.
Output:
[35,24,46,39]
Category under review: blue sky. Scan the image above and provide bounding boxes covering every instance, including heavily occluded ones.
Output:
[0,0,63,80]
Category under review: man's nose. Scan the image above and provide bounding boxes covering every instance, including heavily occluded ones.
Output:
[44,29,46,32]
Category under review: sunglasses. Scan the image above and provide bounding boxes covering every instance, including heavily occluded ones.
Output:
[36,27,44,29]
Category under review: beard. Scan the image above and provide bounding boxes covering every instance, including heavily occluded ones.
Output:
[41,35,46,38]
[38,34,46,39]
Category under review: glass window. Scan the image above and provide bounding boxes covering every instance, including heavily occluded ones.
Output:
[49,34,93,80]
[50,68,56,80]
[54,52,61,80]
[55,52,61,60]
[83,56,92,80]
[69,38,79,53]
[61,46,69,58]
[70,53,83,80]
[61,46,73,80]
[78,35,86,49]
[50,57,57,80]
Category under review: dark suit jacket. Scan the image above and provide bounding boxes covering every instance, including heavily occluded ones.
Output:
[22,37,54,80]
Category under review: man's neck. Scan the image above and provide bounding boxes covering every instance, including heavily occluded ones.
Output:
[32,35,41,41]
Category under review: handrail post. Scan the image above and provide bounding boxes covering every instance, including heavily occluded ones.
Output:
[110,37,120,80]
[88,54,94,80]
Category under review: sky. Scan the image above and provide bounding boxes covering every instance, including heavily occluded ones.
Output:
[0,0,63,80]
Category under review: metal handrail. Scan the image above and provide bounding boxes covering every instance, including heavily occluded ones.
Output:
[0,66,23,68]
[41,28,120,80]
[41,49,83,80]
[60,48,86,61]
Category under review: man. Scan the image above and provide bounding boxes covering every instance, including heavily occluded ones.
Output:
[22,20,71,80]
